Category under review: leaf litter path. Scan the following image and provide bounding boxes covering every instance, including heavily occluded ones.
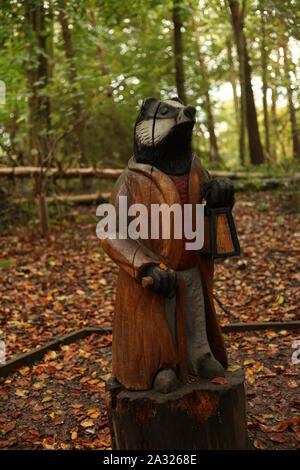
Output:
[0,190,299,449]
[214,192,300,325]
[0,330,299,450]
[0,191,299,359]
[0,334,112,450]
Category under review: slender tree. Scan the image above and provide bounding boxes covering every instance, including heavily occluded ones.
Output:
[260,5,270,157]
[172,0,186,103]
[88,0,108,76]
[271,86,278,161]
[226,35,239,126]
[227,1,246,165]
[24,0,51,237]
[58,0,88,171]
[226,34,241,162]
[193,19,221,163]
[228,0,265,165]
[281,26,300,160]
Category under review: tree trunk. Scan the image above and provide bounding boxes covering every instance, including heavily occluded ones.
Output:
[24,1,50,237]
[172,0,186,104]
[271,86,278,161]
[281,31,300,160]
[88,0,108,76]
[38,193,50,238]
[261,9,270,157]
[226,34,243,165]
[227,1,246,166]
[106,372,249,450]
[226,36,240,127]
[244,45,265,164]
[47,0,54,120]
[24,2,49,163]
[58,0,88,174]
[229,0,264,165]
[193,20,221,163]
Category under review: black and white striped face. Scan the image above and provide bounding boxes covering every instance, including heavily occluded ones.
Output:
[135,97,196,148]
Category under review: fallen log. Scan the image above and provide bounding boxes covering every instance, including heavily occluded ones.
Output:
[234,176,300,192]
[0,165,299,182]
[9,176,298,207]
[0,166,123,179]
[12,192,111,205]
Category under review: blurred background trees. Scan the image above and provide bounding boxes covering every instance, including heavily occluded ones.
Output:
[0,0,299,171]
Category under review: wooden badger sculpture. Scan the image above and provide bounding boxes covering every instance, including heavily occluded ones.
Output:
[102,97,235,393]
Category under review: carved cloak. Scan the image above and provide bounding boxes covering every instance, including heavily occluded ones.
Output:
[101,157,228,390]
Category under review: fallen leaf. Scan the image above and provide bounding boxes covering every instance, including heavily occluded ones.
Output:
[227,365,241,372]
[42,438,56,450]
[42,396,53,403]
[287,380,298,389]
[18,366,30,376]
[244,359,255,366]
[15,389,27,397]
[253,439,267,449]
[45,351,57,361]
[1,421,16,435]
[211,377,228,385]
[269,434,289,443]
[80,419,94,428]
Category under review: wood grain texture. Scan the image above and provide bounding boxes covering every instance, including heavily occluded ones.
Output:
[105,371,249,450]
[201,213,235,256]
[102,157,228,390]
[216,213,234,253]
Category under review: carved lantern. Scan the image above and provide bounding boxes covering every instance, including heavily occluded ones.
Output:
[201,204,240,259]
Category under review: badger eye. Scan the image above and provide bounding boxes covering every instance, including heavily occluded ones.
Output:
[160,106,168,115]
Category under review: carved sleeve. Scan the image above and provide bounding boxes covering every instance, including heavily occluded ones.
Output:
[101,171,162,281]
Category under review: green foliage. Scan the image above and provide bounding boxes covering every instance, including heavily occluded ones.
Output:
[0,0,298,170]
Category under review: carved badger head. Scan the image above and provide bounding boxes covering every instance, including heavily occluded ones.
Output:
[134,97,196,176]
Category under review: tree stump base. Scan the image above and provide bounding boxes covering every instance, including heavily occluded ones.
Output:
[105,371,249,450]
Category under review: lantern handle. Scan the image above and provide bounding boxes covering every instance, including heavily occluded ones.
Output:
[201,187,212,207]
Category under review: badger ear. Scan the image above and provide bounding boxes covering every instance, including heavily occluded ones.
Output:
[141,97,157,109]
[170,96,184,105]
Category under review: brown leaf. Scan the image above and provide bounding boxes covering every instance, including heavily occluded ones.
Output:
[15,389,27,397]
[1,421,16,435]
[287,379,298,389]
[211,377,228,385]
[0,437,17,448]
[269,434,290,443]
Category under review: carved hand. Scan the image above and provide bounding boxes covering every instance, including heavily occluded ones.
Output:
[142,265,177,297]
[202,178,235,208]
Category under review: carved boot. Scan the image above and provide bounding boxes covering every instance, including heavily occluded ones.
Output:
[197,352,225,379]
[153,368,179,394]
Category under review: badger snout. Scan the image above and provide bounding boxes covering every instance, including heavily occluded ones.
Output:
[177,106,196,125]
[184,106,196,120]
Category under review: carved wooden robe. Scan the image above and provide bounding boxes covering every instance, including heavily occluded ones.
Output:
[101,157,228,390]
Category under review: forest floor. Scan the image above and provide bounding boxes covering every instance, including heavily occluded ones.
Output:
[0,190,299,450]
